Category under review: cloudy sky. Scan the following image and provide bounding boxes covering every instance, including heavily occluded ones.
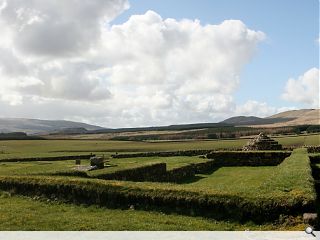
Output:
[0,0,319,127]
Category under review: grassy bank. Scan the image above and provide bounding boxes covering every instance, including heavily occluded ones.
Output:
[0,191,304,230]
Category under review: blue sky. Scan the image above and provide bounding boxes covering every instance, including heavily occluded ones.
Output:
[0,0,318,127]
[112,0,319,109]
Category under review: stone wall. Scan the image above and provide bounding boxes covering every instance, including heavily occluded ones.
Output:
[0,154,95,163]
[206,151,291,166]
[111,150,214,158]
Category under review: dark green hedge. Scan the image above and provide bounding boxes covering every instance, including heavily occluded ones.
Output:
[112,150,214,158]
[95,163,167,182]
[306,146,320,153]
[0,154,95,163]
[50,161,217,183]
[0,175,314,223]
[206,151,291,166]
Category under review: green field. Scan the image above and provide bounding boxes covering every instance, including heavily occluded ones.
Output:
[0,136,318,230]
[0,156,206,176]
[0,134,318,160]
[0,191,304,231]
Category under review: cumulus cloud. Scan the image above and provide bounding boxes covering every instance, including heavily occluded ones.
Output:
[0,1,266,127]
[0,0,129,56]
[282,68,319,108]
[235,100,277,117]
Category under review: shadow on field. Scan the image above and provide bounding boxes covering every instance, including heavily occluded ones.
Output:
[177,175,206,184]
[176,167,220,184]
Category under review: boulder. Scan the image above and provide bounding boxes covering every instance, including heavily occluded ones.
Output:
[90,156,104,169]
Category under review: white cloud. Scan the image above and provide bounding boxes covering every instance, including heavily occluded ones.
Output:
[235,100,277,117]
[0,0,129,57]
[0,2,267,127]
[282,68,319,108]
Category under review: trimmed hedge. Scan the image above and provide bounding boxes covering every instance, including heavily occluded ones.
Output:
[262,148,316,211]
[310,155,320,164]
[165,161,218,183]
[0,149,314,223]
[306,146,320,153]
[50,161,217,183]
[49,151,291,183]
[111,150,214,158]
[0,154,95,163]
[0,175,314,223]
[94,163,167,182]
[206,151,291,166]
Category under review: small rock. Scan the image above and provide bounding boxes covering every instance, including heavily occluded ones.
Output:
[303,213,317,224]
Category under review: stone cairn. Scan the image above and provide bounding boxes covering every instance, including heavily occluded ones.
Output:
[242,132,282,151]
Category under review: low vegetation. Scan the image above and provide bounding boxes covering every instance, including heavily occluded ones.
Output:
[0,190,305,231]
[0,135,318,230]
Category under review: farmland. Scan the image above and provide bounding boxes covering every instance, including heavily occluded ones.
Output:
[0,134,319,230]
[0,133,318,159]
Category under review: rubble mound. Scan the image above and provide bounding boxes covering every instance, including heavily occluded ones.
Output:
[242,132,282,151]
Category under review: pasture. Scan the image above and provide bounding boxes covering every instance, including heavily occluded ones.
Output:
[0,134,319,230]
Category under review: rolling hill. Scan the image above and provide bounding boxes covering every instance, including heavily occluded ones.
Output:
[0,109,318,136]
[221,109,319,127]
[252,109,320,128]
[0,118,104,134]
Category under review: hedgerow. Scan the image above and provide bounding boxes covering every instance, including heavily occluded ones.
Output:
[0,149,314,223]
[0,175,310,223]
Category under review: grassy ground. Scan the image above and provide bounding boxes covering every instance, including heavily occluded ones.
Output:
[0,191,304,231]
[0,156,207,176]
[275,134,320,146]
[0,134,318,160]
[183,166,276,195]
[0,137,317,230]
[0,139,245,159]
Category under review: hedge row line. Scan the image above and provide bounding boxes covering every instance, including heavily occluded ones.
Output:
[0,175,313,223]
[51,161,217,183]
[51,151,290,183]
[206,151,291,166]
[262,148,316,212]
[111,150,214,158]
[94,163,167,182]
[0,154,95,163]
[310,155,320,164]
[306,146,320,153]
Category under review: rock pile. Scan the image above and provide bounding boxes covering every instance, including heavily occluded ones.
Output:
[242,132,282,151]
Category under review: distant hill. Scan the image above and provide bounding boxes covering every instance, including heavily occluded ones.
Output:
[220,116,294,126]
[221,109,319,128]
[89,122,231,134]
[0,118,104,134]
[254,109,320,128]
[267,109,317,119]
[1,109,318,136]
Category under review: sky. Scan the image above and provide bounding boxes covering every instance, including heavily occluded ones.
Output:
[0,0,319,128]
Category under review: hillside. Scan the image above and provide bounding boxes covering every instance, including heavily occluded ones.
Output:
[267,109,317,119]
[1,109,318,136]
[220,116,293,125]
[221,109,319,127]
[251,109,319,128]
[0,118,104,134]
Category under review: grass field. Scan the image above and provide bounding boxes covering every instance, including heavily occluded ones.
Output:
[0,134,318,160]
[0,156,206,176]
[0,191,304,231]
[0,136,318,230]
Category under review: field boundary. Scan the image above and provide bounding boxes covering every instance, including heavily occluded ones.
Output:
[0,154,95,163]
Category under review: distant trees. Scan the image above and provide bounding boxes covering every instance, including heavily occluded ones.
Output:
[0,132,43,140]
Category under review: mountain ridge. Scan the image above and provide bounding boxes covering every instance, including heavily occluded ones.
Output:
[0,109,318,134]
